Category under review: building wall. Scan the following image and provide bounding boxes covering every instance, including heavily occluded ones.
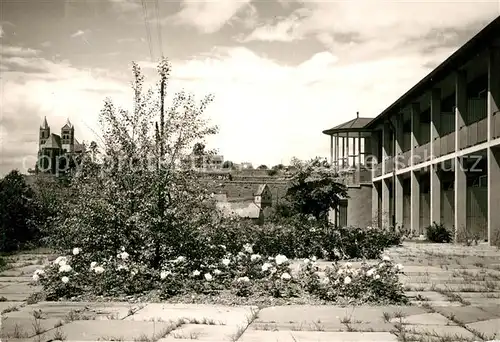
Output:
[346,184,372,228]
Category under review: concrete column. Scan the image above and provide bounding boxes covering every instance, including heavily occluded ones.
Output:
[455,70,467,151]
[488,147,500,246]
[372,182,380,228]
[335,135,339,169]
[395,175,404,229]
[382,178,390,228]
[371,132,379,177]
[454,157,467,242]
[382,122,391,174]
[393,116,403,170]
[346,133,350,167]
[488,47,500,141]
[330,135,334,165]
[358,132,362,168]
[410,170,420,235]
[342,136,346,168]
[430,88,441,159]
[411,103,420,166]
[430,164,441,225]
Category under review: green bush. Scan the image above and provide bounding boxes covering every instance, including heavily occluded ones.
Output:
[208,215,402,261]
[426,222,452,243]
[0,170,42,252]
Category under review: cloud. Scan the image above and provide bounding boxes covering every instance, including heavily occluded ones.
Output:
[0,45,130,175]
[0,25,3,38]
[171,0,253,33]
[153,45,453,166]
[0,45,40,57]
[108,0,142,12]
[244,1,499,57]
[40,41,52,48]
[71,30,86,38]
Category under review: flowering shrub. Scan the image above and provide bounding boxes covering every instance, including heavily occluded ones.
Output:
[35,244,407,305]
[298,255,408,304]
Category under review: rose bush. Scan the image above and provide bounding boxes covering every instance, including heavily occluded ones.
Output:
[35,244,407,305]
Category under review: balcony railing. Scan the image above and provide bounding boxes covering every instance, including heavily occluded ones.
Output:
[384,158,393,174]
[413,142,430,165]
[433,138,441,158]
[440,132,455,156]
[374,163,382,178]
[400,150,411,168]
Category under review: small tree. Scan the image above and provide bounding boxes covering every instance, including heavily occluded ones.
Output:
[222,160,233,169]
[0,170,41,252]
[51,58,219,268]
[284,157,347,221]
[257,165,268,170]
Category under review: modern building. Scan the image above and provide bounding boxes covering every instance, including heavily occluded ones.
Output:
[323,16,500,246]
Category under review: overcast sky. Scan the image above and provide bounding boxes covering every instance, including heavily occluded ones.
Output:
[0,0,499,175]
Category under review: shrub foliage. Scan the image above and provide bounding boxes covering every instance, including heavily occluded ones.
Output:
[426,222,453,243]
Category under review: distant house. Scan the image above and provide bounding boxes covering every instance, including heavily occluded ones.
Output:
[214,184,273,224]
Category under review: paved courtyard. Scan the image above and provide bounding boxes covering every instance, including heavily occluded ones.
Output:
[1,242,500,341]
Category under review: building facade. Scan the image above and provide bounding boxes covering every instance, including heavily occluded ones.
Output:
[323,16,500,246]
[36,117,85,175]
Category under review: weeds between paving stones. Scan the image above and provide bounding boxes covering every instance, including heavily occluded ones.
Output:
[229,307,259,342]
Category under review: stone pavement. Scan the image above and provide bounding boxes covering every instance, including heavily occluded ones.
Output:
[1,243,500,341]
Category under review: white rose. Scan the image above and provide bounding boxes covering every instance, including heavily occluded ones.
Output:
[243,243,253,254]
[213,269,222,275]
[275,255,288,265]
[344,276,352,285]
[58,264,72,273]
[120,252,129,260]
[261,263,272,272]
[32,274,40,281]
[160,271,171,279]
[193,270,201,276]
[61,276,69,284]
[382,255,391,262]
[222,258,230,266]
[204,273,213,281]
[321,277,329,285]
[93,266,105,274]
[366,268,376,277]
[175,256,185,263]
[237,277,249,283]
[395,263,404,271]
[72,248,80,255]
[374,274,381,280]
[250,254,261,261]
[303,258,310,264]
[281,272,291,280]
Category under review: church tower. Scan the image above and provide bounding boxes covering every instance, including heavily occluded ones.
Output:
[39,116,50,150]
[61,118,75,153]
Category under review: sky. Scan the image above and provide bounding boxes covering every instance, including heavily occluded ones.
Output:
[0,0,499,175]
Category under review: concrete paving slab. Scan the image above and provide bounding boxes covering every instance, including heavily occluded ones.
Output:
[256,305,426,325]
[126,304,257,327]
[392,313,453,325]
[237,330,399,342]
[250,321,396,332]
[399,324,476,339]
[159,324,239,341]
[1,315,64,338]
[433,306,500,324]
[25,301,140,321]
[466,318,500,338]
[19,320,179,341]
